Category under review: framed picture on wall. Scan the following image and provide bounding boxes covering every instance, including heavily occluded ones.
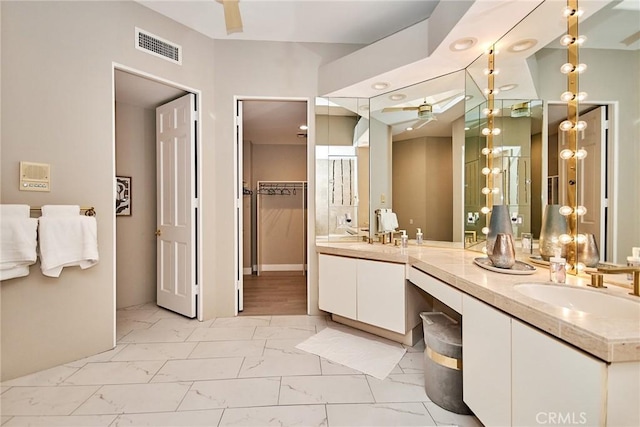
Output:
[116,176,132,216]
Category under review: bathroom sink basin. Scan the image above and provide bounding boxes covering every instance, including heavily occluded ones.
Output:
[514,283,640,319]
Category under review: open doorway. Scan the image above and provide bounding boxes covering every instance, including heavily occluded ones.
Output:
[237,99,309,316]
[113,67,202,319]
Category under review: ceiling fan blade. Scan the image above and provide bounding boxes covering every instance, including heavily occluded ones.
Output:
[217,0,243,35]
[382,106,418,113]
[413,117,436,129]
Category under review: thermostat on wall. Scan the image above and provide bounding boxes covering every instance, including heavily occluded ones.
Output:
[20,161,50,192]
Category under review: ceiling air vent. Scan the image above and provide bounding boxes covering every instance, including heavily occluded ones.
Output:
[135,28,182,65]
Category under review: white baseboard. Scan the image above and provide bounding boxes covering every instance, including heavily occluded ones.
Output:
[242,268,252,275]
[259,264,304,272]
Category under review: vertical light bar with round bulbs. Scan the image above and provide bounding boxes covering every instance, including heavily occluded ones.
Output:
[558,0,588,274]
[480,45,500,244]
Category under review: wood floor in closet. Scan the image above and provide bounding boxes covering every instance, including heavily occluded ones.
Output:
[240,272,307,316]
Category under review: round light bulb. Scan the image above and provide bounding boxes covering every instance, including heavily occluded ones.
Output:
[560,34,574,46]
[576,234,588,244]
[559,234,573,244]
[481,227,489,235]
[559,120,573,131]
[560,63,575,74]
[481,147,491,155]
[575,149,588,159]
[577,92,588,101]
[559,206,573,216]
[492,108,501,115]
[560,149,574,160]
[575,121,587,131]
[482,128,491,136]
[575,262,586,272]
[576,35,587,45]
[560,91,575,102]
[492,187,500,194]
[576,206,587,216]
[482,187,492,195]
[481,246,488,254]
[481,167,491,175]
[576,63,587,73]
[492,128,501,136]
[481,206,490,214]
[482,108,491,116]
[492,167,501,175]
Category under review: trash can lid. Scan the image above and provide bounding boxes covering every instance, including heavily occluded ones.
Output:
[420,312,462,353]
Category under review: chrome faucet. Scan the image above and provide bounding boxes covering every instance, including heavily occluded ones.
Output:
[589,266,640,297]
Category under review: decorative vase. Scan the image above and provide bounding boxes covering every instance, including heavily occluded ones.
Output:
[486,205,513,256]
[578,233,600,267]
[539,204,569,261]
[489,233,516,268]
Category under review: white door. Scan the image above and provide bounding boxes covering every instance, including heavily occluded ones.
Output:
[156,93,197,318]
[235,100,244,313]
[578,107,606,255]
[558,106,606,256]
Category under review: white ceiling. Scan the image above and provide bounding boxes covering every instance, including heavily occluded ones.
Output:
[135,0,439,44]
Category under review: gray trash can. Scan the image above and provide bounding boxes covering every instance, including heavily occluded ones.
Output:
[420,312,471,415]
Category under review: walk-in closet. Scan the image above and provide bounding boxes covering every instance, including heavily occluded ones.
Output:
[241,100,308,315]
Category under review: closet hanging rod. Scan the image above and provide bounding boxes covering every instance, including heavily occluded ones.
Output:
[30,206,97,216]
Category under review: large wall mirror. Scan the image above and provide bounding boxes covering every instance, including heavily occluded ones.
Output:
[464,0,639,263]
[315,97,370,242]
[369,70,466,243]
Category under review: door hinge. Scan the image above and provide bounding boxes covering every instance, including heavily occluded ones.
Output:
[604,198,608,208]
[193,198,200,209]
[604,119,609,130]
[194,284,199,295]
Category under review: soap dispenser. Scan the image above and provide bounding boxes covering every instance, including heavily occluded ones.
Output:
[549,248,566,284]
[416,228,423,245]
[400,230,408,248]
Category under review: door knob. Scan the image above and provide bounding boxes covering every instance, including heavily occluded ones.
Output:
[155,229,161,236]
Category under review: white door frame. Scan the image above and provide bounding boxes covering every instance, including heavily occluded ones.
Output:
[233,95,313,316]
[112,63,204,326]
[546,100,618,262]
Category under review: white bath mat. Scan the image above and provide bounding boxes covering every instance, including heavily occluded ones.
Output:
[296,327,406,380]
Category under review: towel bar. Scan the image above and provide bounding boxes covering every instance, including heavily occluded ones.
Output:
[29,206,96,216]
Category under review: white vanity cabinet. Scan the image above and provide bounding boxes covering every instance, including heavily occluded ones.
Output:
[462,295,512,427]
[318,253,357,319]
[511,319,606,426]
[462,294,608,426]
[318,254,407,334]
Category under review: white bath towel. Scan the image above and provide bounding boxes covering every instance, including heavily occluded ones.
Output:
[0,205,38,281]
[41,205,80,216]
[38,208,99,277]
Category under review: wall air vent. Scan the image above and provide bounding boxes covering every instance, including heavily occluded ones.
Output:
[135,28,182,65]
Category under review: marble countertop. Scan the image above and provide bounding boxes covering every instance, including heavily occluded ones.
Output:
[316,241,640,363]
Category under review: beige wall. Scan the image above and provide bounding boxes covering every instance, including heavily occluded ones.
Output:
[0,0,217,380]
[115,102,156,308]
[393,136,453,241]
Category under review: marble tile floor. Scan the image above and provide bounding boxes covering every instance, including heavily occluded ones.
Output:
[1,303,483,427]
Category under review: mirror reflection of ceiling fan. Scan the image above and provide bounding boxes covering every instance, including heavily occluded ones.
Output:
[381,93,463,130]
[216,0,243,35]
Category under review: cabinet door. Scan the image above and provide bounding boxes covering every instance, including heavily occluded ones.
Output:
[318,254,357,319]
[462,295,512,427]
[356,259,405,334]
[512,320,606,427]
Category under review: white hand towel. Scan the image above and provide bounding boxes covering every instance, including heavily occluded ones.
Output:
[38,215,99,278]
[379,212,399,233]
[41,205,80,216]
[0,205,38,281]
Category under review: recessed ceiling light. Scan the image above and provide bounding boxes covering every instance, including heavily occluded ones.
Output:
[499,84,518,92]
[405,127,414,131]
[371,82,390,90]
[508,39,538,53]
[464,127,470,131]
[449,37,477,52]
[389,93,406,101]
[299,125,308,130]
